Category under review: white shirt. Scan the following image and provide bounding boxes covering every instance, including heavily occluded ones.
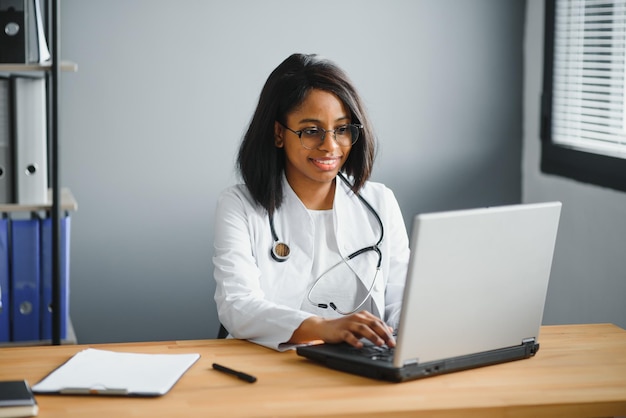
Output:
[302,209,375,317]
[213,175,410,350]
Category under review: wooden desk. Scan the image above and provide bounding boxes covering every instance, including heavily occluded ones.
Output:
[1,324,625,418]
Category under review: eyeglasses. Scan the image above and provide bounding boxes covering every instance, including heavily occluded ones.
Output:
[281,123,363,149]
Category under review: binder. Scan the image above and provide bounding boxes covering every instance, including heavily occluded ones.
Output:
[0,0,26,64]
[25,0,50,63]
[0,76,13,204]
[0,0,47,64]
[0,217,9,342]
[40,213,70,340]
[10,215,40,342]
[10,75,48,205]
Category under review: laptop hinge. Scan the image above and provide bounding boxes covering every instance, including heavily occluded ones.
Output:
[403,358,419,366]
[522,337,540,356]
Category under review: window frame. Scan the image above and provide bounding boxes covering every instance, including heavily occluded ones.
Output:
[541,0,626,192]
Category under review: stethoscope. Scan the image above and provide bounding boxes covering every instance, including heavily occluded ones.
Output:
[268,172,384,314]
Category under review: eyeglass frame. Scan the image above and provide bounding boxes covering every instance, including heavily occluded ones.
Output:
[279,122,363,150]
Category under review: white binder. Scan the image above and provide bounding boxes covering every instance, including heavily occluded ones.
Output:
[11,75,48,205]
[26,0,50,63]
[0,76,13,203]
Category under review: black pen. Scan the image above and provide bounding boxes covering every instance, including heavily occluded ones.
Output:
[212,363,257,383]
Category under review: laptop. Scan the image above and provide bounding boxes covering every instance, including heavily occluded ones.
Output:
[296,201,562,382]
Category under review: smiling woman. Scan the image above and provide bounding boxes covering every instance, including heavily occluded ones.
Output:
[56,1,529,345]
[212,53,411,351]
[275,89,354,205]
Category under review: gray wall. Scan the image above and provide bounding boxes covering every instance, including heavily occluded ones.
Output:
[523,1,626,329]
[59,0,525,343]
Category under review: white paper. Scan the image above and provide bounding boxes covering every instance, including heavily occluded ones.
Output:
[32,348,200,396]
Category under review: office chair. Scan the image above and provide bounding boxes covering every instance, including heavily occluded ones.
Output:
[217,323,228,339]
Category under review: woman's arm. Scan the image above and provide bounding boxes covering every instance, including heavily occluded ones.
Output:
[213,187,312,349]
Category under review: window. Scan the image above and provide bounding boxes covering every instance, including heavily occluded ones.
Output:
[541,0,626,192]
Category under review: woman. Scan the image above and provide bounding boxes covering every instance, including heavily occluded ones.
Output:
[213,53,410,350]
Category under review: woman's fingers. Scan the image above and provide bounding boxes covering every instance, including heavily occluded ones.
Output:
[326,311,395,348]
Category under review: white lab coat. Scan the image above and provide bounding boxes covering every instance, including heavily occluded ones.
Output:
[213,175,410,350]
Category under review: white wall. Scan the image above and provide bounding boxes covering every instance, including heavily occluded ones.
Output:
[59,0,525,343]
[523,1,626,329]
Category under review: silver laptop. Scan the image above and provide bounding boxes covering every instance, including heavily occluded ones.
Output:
[297,201,562,382]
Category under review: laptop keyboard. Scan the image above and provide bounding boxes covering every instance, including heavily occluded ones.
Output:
[349,343,395,362]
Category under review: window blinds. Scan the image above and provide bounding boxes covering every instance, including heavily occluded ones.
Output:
[552,0,626,158]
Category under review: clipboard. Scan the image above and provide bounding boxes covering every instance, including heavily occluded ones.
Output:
[32,348,200,397]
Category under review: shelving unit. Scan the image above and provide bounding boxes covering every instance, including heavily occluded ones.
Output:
[0,187,77,213]
[0,0,75,345]
[0,61,77,72]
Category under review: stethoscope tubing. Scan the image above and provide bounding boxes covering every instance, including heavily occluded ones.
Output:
[270,172,384,262]
[268,172,385,314]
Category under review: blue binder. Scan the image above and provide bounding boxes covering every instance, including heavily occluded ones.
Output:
[0,218,9,342]
[40,214,70,340]
[10,216,40,342]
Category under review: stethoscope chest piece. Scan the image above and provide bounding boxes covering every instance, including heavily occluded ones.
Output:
[271,241,290,262]
[268,173,383,267]
[269,211,290,262]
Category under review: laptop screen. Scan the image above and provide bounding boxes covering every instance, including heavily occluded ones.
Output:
[393,201,561,367]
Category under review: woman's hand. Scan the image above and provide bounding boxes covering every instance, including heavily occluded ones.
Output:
[290,311,395,348]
